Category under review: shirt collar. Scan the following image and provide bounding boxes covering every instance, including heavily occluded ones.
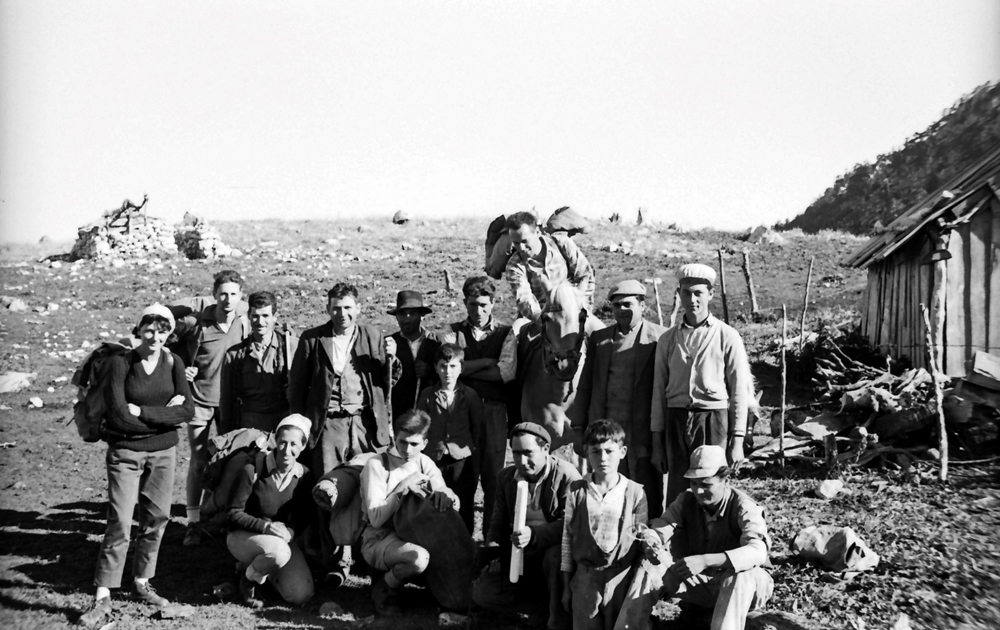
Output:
[701,486,733,523]
[265,452,304,479]
[680,313,715,330]
[465,317,498,332]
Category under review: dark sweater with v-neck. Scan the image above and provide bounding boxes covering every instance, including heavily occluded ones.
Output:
[104,351,195,451]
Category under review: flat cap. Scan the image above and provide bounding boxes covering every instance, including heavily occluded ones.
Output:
[677,263,717,286]
[509,422,550,445]
[607,280,647,300]
[683,445,727,478]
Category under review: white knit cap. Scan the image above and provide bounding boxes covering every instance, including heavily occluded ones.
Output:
[275,414,312,442]
[677,263,717,287]
[140,303,176,333]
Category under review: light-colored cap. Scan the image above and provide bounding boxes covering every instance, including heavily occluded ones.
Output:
[683,445,727,478]
[140,303,175,333]
[677,263,717,287]
[607,279,647,301]
[275,414,312,442]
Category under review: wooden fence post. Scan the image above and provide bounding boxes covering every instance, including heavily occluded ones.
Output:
[718,249,730,325]
[921,303,948,483]
[779,304,787,467]
[799,256,814,353]
[741,249,760,316]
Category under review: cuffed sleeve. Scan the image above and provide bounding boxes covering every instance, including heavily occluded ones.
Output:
[724,499,769,572]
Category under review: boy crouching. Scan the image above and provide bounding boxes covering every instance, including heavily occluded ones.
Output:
[359,410,459,617]
[562,419,648,630]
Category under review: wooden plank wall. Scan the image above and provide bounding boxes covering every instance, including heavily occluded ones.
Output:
[861,201,998,375]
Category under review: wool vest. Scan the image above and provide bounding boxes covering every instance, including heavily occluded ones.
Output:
[450,320,511,402]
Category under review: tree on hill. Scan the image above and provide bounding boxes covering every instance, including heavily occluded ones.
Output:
[778,82,1000,235]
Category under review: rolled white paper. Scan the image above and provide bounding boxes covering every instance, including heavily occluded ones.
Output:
[509,479,529,583]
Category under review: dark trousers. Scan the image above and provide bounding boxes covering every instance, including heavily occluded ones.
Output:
[472,544,567,629]
[309,410,381,571]
[437,454,478,535]
[664,408,727,506]
[95,446,176,588]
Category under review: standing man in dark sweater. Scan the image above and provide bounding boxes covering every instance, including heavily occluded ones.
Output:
[440,276,518,529]
[288,282,400,586]
[171,270,250,546]
[387,290,440,420]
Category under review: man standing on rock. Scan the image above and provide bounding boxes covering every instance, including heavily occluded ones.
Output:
[288,282,400,586]
[171,269,250,546]
[387,290,440,421]
[575,280,667,517]
[505,211,596,323]
[219,290,298,434]
[440,276,518,529]
[650,264,753,506]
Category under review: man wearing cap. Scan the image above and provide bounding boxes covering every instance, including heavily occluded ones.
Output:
[473,422,581,630]
[505,211,596,323]
[388,290,441,421]
[288,282,401,585]
[615,445,772,630]
[575,279,667,517]
[650,263,754,506]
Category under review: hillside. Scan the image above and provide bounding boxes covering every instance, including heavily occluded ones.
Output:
[780,82,1000,235]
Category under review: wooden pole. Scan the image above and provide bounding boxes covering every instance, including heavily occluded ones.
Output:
[652,282,664,327]
[779,304,787,467]
[741,249,760,316]
[669,289,682,327]
[717,249,730,325]
[799,257,814,354]
[921,303,948,482]
[444,269,453,292]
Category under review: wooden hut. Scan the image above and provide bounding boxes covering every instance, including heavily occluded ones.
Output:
[844,146,1000,376]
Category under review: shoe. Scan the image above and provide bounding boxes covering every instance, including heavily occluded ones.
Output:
[371,575,402,617]
[324,568,347,588]
[133,581,169,607]
[183,523,204,547]
[78,596,112,628]
[239,574,264,610]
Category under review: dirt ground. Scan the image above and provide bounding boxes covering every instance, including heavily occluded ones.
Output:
[1,218,998,629]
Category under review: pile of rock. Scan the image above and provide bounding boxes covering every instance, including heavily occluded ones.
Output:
[70,216,178,261]
[173,212,240,260]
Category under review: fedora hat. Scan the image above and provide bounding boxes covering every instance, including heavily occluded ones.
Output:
[387,290,432,315]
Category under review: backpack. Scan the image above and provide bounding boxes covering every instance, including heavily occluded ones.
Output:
[71,340,175,442]
[200,428,271,525]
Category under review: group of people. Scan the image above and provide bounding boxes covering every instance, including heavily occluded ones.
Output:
[80,211,773,630]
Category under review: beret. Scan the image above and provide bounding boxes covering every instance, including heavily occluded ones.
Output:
[509,422,550,445]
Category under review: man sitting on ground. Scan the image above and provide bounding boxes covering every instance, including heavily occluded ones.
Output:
[615,445,772,630]
[359,410,459,617]
[473,422,580,629]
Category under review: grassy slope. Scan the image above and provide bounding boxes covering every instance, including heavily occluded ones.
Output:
[1,218,997,629]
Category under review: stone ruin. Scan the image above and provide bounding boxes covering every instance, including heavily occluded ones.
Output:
[68,197,239,262]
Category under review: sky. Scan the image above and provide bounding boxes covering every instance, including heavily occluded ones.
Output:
[1,1,998,243]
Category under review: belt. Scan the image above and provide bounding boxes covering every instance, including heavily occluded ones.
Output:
[326,408,364,419]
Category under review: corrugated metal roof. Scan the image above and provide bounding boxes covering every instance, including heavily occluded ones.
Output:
[843,144,1000,269]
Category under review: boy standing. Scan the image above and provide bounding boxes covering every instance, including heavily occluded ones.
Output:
[171,270,250,545]
[360,410,459,617]
[561,420,648,630]
[650,263,754,506]
[415,343,483,534]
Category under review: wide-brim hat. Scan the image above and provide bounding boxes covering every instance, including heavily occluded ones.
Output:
[387,290,432,315]
[683,445,727,478]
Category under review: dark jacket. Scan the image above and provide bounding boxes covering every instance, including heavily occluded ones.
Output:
[576,318,666,457]
[485,455,581,554]
[389,330,441,420]
[219,328,299,434]
[288,322,399,450]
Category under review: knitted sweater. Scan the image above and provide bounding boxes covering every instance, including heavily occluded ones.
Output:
[104,350,195,451]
